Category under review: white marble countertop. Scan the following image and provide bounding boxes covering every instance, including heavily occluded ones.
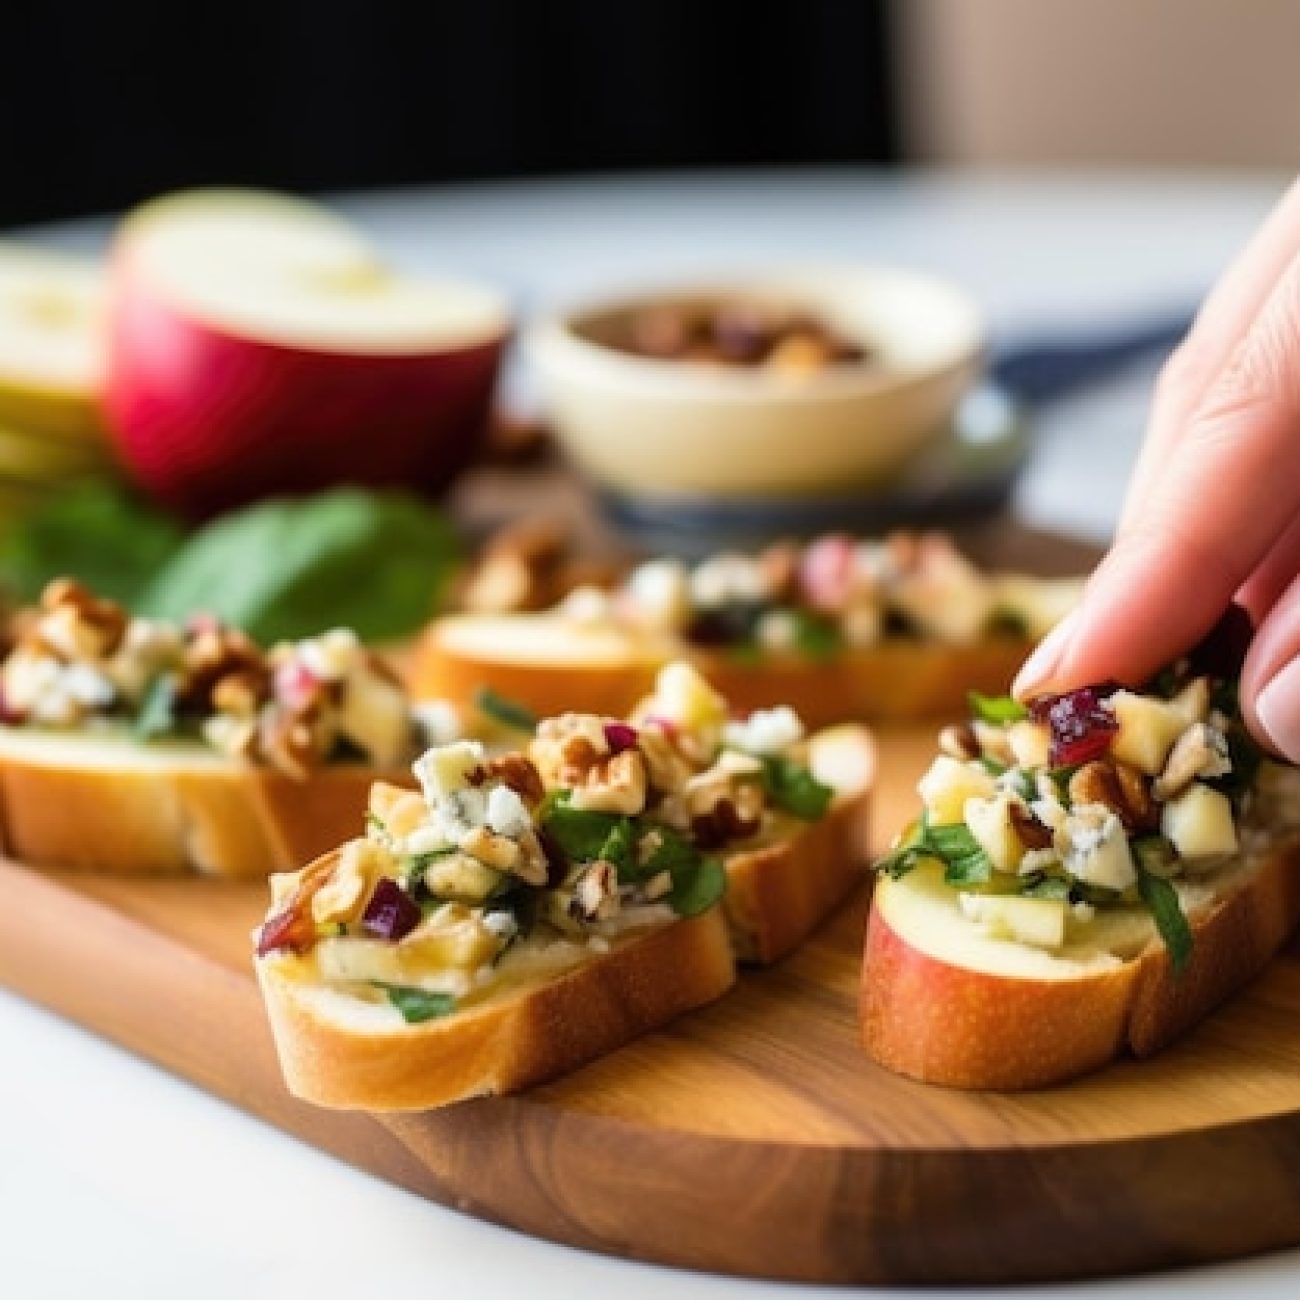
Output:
[7,168,1300,1299]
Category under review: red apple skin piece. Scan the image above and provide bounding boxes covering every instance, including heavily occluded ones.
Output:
[105,252,506,517]
[859,883,1136,1091]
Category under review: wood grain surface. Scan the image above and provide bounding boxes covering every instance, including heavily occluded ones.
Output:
[5,721,1300,1285]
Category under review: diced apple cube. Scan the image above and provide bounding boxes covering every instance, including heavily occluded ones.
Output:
[1109,691,1187,775]
[958,894,1067,949]
[1162,783,1238,859]
[963,792,1027,874]
[1006,720,1051,769]
[917,756,996,825]
[651,661,728,733]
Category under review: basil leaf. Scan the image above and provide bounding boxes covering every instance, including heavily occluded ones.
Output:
[760,755,834,821]
[134,673,181,740]
[967,691,1028,725]
[668,856,726,917]
[598,819,637,876]
[379,985,458,1024]
[0,482,185,607]
[875,816,934,880]
[640,824,699,877]
[475,686,537,733]
[1131,834,1176,877]
[1136,866,1193,975]
[927,822,993,887]
[138,488,459,643]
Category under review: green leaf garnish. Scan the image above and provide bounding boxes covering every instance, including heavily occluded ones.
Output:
[379,985,458,1024]
[474,686,538,733]
[542,795,630,866]
[759,755,834,821]
[668,856,726,916]
[927,822,993,887]
[786,608,843,661]
[1020,874,1070,900]
[1136,866,1193,975]
[967,691,1029,725]
[134,673,181,741]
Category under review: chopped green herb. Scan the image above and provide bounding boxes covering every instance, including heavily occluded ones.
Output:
[134,673,181,741]
[1020,874,1070,901]
[365,811,386,834]
[1131,834,1177,878]
[1136,867,1193,975]
[668,856,726,917]
[637,824,697,880]
[967,691,1029,725]
[987,608,1030,638]
[978,756,1009,778]
[379,985,458,1024]
[786,609,843,661]
[875,812,992,886]
[927,822,993,887]
[759,755,834,821]
[597,819,638,877]
[1049,765,1080,803]
[475,687,538,733]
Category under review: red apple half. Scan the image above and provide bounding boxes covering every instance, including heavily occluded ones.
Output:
[860,846,1300,1090]
[106,190,510,516]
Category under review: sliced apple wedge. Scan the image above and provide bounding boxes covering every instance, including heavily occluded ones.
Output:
[106,189,511,515]
[0,244,107,440]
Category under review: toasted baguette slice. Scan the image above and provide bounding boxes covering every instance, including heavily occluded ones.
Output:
[413,613,1037,730]
[725,724,875,963]
[0,727,407,878]
[861,832,1300,1090]
[257,901,735,1111]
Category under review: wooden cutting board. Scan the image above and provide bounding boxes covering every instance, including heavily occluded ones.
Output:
[5,720,1300,1287]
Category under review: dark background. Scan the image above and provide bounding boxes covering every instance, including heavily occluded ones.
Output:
[2,0,896,228]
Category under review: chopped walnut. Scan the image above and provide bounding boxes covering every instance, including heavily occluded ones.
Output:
[938,722,981,761]
[484,752,545,805]
[569,860,621,922]
[212,668,269,718]
[530,712,610,788]
[1068,759,1158,834]
[35,578,128,660]
[311,840,380,925]
[636,725,696,795]
[1154,723,1232,801]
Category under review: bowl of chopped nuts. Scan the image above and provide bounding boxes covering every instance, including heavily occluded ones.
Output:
[528,266,985,500]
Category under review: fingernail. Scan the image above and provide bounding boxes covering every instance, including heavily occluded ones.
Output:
[1255,659,1300,762]
[1013,608,1081,699]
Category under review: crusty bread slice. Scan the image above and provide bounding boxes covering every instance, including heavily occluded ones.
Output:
[412,613,1034,729]
[0,727,408,878]
[257,904,735,1111]
[860,832,1300,1090]
[724,725,875,964]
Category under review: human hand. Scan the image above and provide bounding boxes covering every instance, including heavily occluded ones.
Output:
[1013,177,1300,760]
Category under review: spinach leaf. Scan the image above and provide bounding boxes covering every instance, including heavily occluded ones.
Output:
[474,686,537,733]
[1020,874,1071,901]
[138,488,459,643]
[379,985,458,1024]
[760,755,834,820]
[1136,866,1193,975]
[134,673,181,741]
[0,482,184,606]
[967,691,1028,725]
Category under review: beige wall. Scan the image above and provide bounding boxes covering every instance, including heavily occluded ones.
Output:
[896,0,1300,166]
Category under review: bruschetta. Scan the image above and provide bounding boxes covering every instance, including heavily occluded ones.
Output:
[861,662,1300,1090]
[0,579,470,877]
[255,662,875,1110]
[414,530,1083,728]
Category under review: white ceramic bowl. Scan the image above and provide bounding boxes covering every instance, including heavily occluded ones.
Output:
[527,266,985,499]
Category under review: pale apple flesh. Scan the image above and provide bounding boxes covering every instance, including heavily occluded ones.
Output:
[0,244,107,440]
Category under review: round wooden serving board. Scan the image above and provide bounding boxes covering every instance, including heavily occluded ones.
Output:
[5,728,1300,1286]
